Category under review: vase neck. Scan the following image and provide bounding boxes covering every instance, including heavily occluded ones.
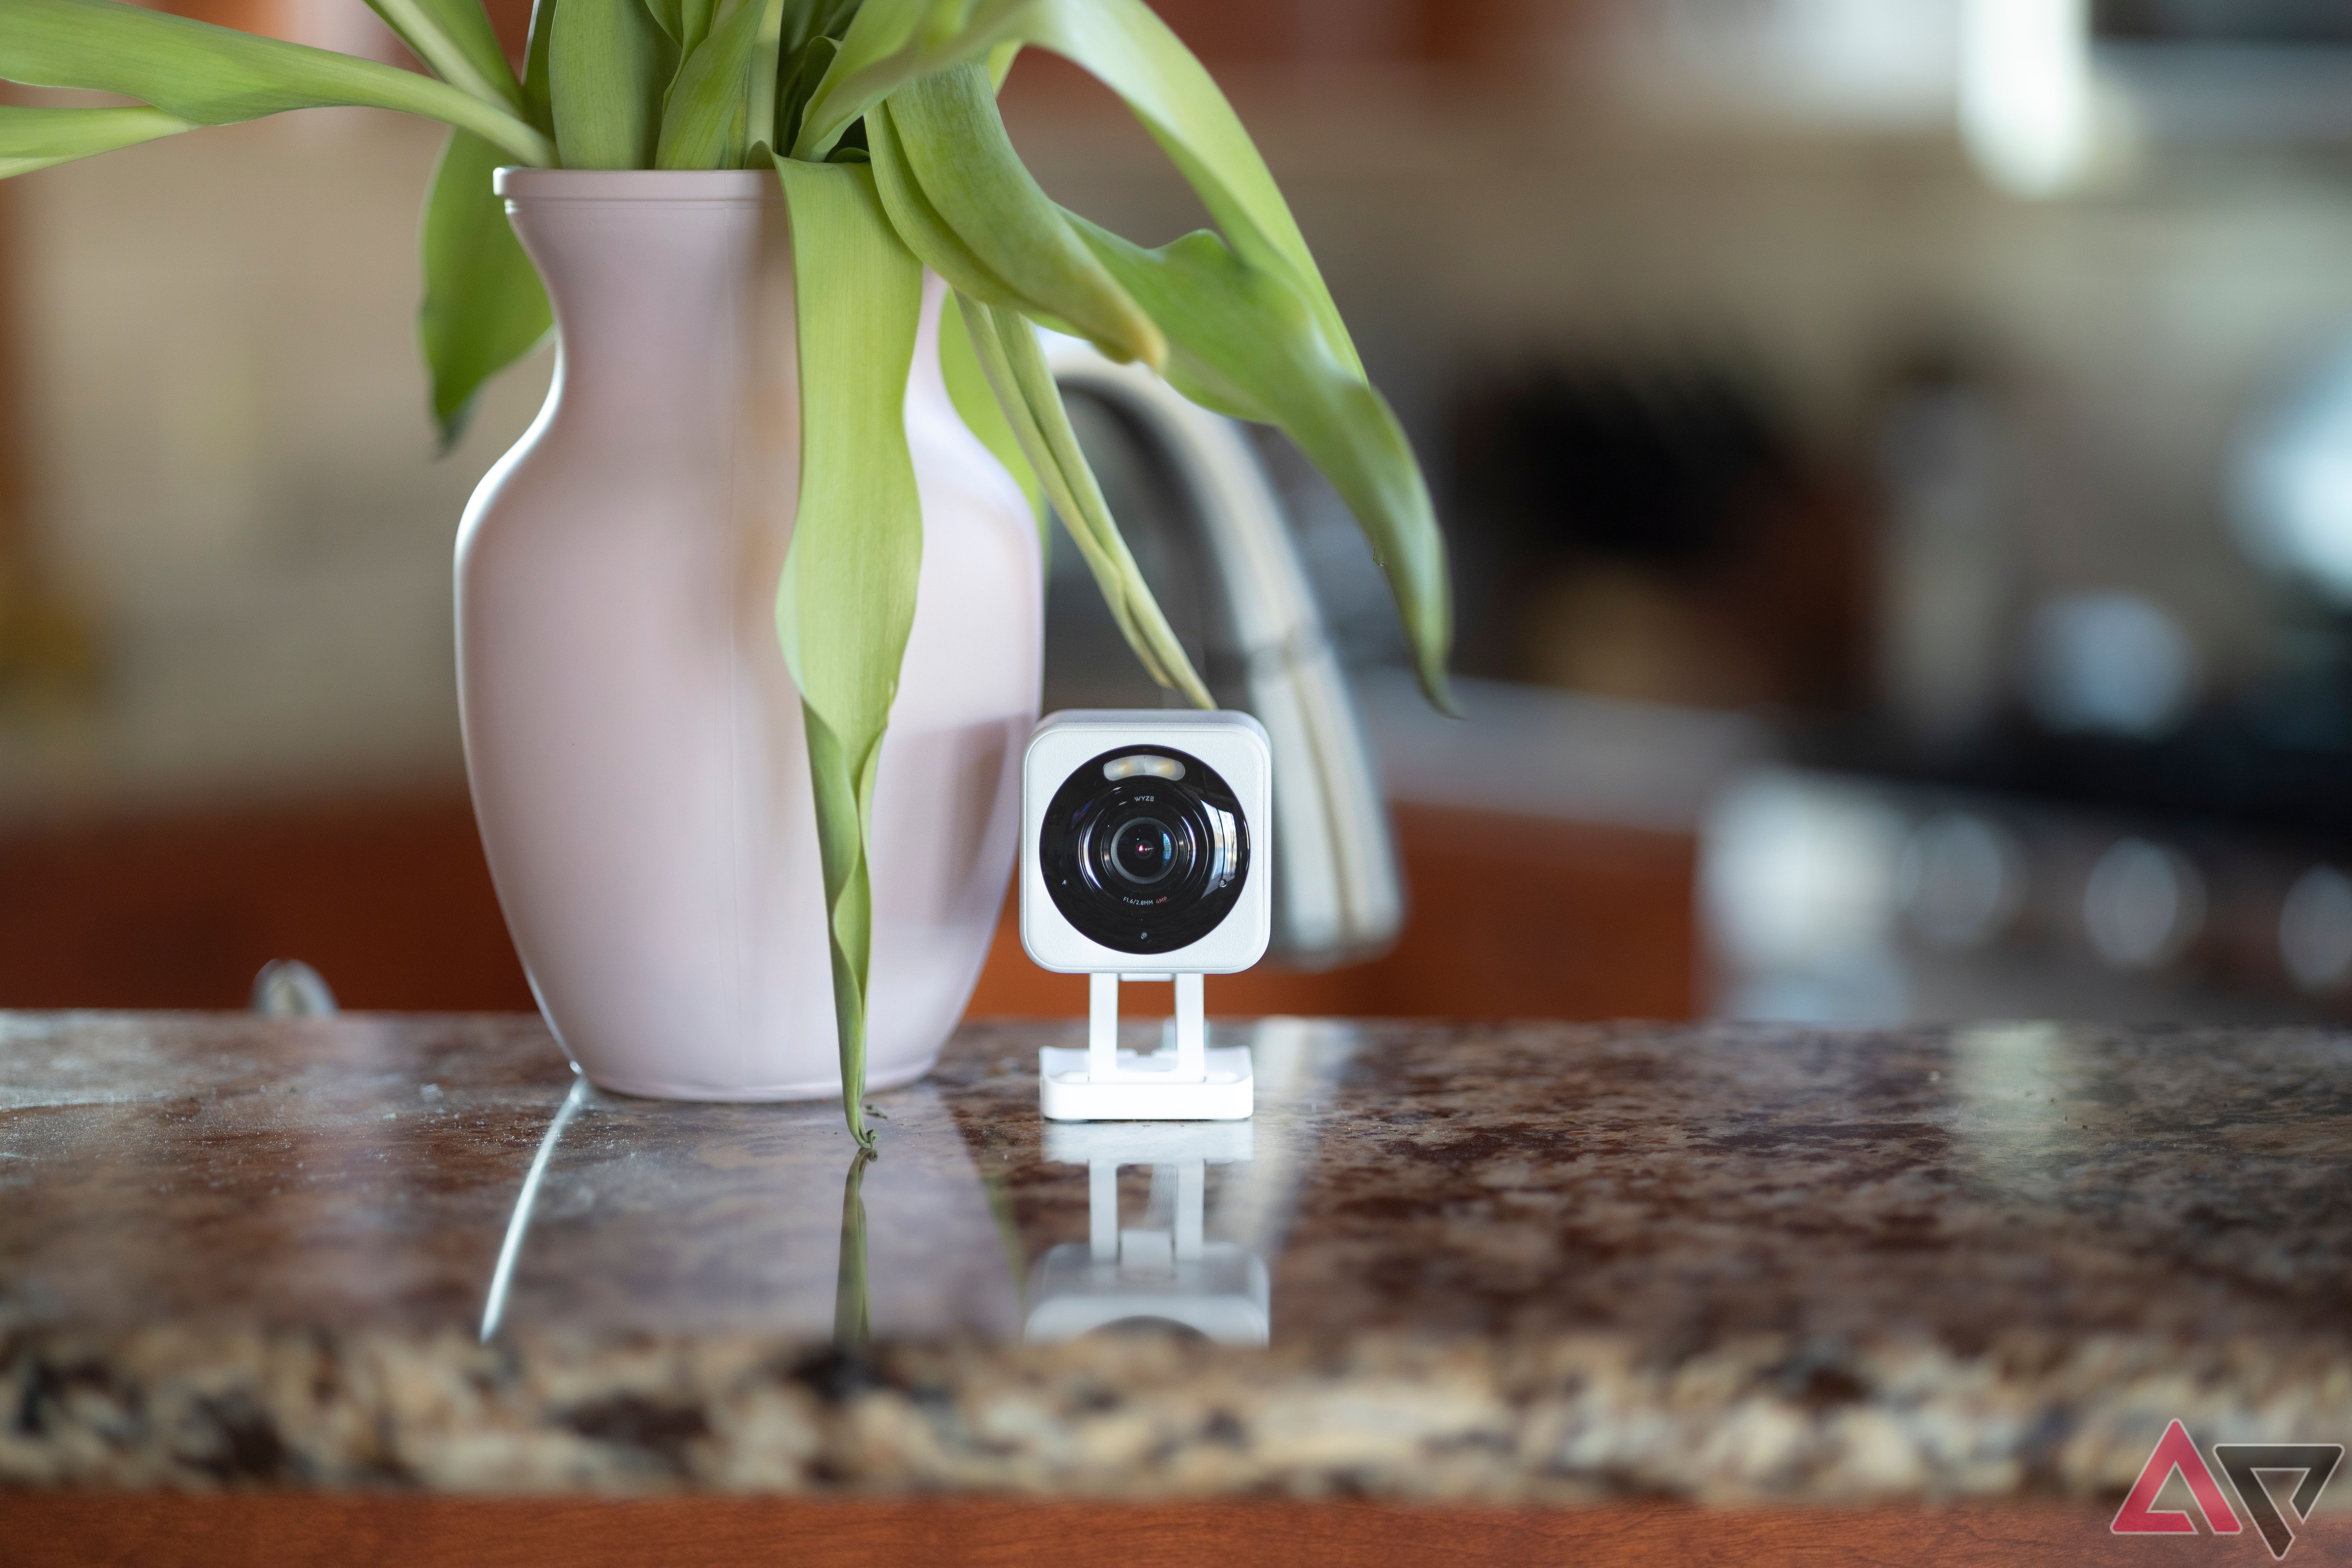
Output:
[502,174,776,441]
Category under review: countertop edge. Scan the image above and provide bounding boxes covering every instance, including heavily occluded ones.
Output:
[9,1322,2349,1505]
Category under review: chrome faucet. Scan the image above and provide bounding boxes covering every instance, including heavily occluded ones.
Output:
[1044,338,1405,969]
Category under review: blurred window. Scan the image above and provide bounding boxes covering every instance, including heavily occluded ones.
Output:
[2280,864,2352,993]
[2021,592,2198,739]
[2082,838,2204,970]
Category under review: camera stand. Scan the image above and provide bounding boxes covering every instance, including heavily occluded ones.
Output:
[1038,972,1255,1121]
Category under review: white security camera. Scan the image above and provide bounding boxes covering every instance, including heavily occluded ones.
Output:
[1021,709,1272,1121]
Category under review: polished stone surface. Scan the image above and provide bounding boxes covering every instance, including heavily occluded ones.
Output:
[5,1013,2351,1498]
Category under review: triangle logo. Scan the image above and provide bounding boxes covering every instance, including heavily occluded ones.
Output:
[2113,1420,2244,1538]
[2214,1444,2345,1560]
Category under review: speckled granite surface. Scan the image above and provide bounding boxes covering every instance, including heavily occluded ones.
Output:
[5,1013,2351,1500]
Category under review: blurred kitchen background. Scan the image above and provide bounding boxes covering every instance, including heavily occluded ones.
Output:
[7,0,2352,1025]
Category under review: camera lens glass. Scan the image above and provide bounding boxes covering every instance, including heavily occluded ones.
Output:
[1106,815,1179,885]
[1040,745,1249,955]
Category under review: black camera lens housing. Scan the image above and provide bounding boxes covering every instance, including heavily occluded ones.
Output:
[1039,744,1250,955]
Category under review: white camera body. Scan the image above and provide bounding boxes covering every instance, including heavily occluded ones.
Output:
[1021,709,1273,973]
[1020,709,1273,1121]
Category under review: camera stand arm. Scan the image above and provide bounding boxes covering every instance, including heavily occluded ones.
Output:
[1090,972,1205,1084]
[1040,973,1253,1122]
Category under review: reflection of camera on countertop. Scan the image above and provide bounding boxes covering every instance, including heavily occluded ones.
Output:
[1024,1120,1268,1346]
[1021,710,1272,1121]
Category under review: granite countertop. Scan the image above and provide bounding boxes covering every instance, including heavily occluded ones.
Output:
[4,1013,2350,1504]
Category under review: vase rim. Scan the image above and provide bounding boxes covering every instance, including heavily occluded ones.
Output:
[493,167,777,204]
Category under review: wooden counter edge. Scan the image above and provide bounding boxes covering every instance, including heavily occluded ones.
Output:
[5,1492,2254,1568]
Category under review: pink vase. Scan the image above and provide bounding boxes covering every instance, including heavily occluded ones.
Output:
[456,169,1041,1100]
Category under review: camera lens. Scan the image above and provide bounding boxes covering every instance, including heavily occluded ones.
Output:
[1107,815,1178,885]
[1039,744,1250,955]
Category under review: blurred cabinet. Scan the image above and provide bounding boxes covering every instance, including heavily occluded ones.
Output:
[0,800,532,1011]
[0,798,1696,1020]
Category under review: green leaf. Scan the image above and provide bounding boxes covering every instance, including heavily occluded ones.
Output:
[0,104,195,179]
[866,93,1078,336]
[960,295,1210,706]
[523,0,560,129]
[745,0,787,159]
[794,0,1357,378]
[793,0,1451,707]
[864,97,1019,311]
[420,127,552,451]
[987,37,1021,90]
[362,0,526,115]
[1022,0,1358,376]
[771,155,926,1148]
[551,0,676,169]
[0,0,553,167]
[773,1,861,150]
[677,0,718,57]
[781,0,861,57]
[1072,216,1454,710]
[880,64,1161,368]
[656,0,769,169]
[939,290,1042,532]
[774,33,835,155]
[790,0,1031,160]
[641,0,684,44]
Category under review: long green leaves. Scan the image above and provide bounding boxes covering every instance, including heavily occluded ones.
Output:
[420,129,553,449]
[788,0,1355,376]
[551,0,676,169]
[771,155,926,1150]
[656,0,772,168]
[875,64,1158,366]
[677,0,719,56]
[1020,0,1357,376]
[0,0,553,167]
[772,0,857,150]
[866,73,1206,703]
[1072,217,1454,708]
[523,0,560,127]
[858,23,1452,708]
[0,105,195,178]
[960,297,1211,707]
[745,0,788,159]
[362,0,526,116]
[790,0,1029,160]
[938,291,1041,527]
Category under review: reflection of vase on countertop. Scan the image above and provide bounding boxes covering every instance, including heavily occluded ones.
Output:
[456,168,1040,1100]
[480,1080,1024,1341]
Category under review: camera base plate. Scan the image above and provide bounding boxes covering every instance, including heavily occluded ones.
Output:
[1039,1045,1255,1121]
[1038,972,1254,1120]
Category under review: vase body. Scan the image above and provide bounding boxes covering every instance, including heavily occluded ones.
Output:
[457,169,1041,1100]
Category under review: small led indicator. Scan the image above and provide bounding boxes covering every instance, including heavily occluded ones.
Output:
[1104,755,1185,782]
